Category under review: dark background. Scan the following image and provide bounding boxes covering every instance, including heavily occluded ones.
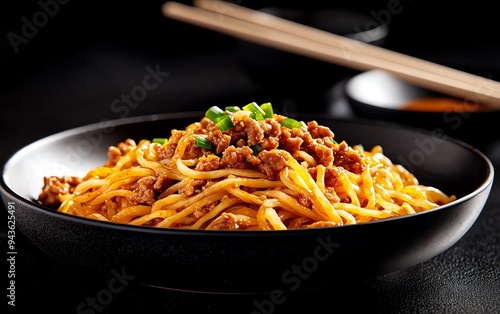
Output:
[2,0,500,152]
[2,0,500,138]
[1,1,500,313]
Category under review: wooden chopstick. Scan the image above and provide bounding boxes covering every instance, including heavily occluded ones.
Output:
[162,1,500,108]
[193,0,500,105]
[194,0,479,88]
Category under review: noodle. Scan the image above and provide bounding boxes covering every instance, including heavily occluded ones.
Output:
[37,103,457,230]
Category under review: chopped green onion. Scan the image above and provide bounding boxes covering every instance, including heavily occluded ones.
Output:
[250,144,260,155]
[225,106,241,113]
[260,103,274,119]
[195,136,212,149]
[254,112,265,121]
[205,106,226,123]
[281,118,307,129]
[215,115,234,132]
[205,105,236,131]
[152,138,168,145]
[243,102,266,118]
[331,139,338,145]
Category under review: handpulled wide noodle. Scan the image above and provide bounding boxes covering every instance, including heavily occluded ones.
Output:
[38,103,456,230]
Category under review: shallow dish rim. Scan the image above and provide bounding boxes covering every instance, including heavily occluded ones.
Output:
[345,69,500,114]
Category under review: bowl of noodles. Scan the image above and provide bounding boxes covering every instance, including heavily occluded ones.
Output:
[0,103,494,293]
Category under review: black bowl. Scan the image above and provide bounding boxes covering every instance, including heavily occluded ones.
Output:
[0,112,494,293]
[344,69,500,150]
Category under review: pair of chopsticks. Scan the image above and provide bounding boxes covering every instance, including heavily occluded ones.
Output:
[162,0,500,108]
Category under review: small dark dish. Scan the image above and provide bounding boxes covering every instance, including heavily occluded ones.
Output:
[344,69,500,150]
[1,112,494,293]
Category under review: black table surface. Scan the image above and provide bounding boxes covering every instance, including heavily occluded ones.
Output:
[2,1,500,313]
